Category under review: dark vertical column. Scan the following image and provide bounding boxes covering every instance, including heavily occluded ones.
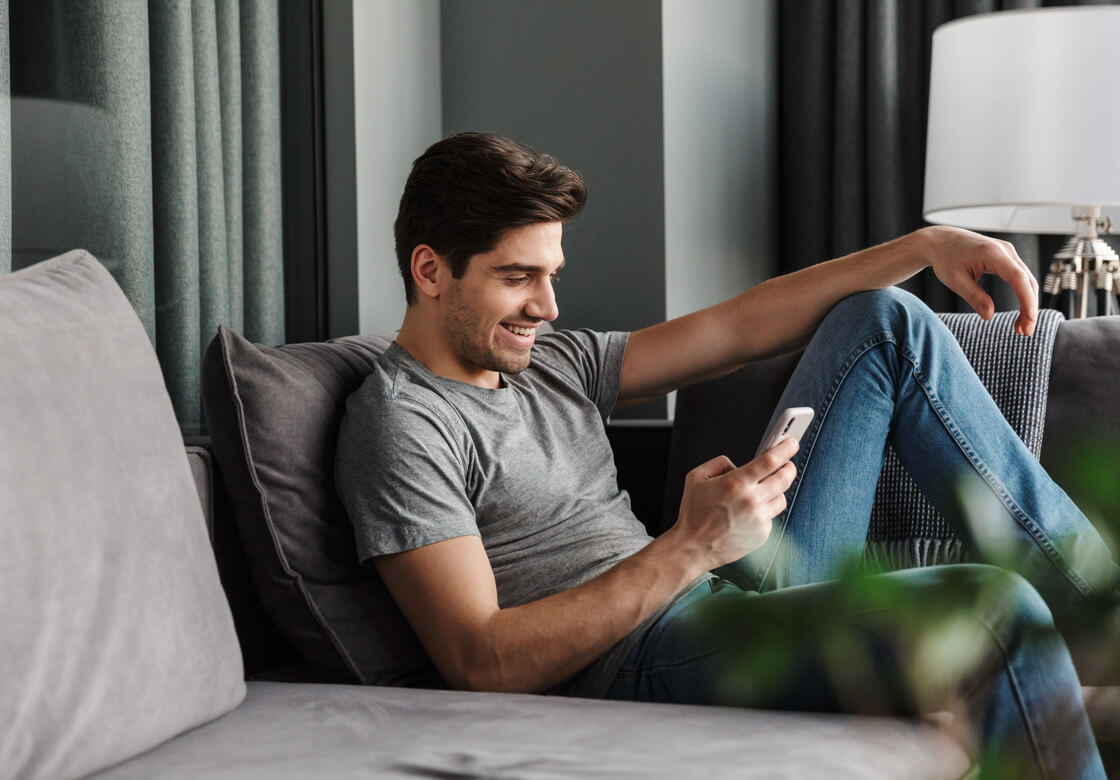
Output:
[321,0,358,338]
[279,0,358,342]
[278,0,323,343]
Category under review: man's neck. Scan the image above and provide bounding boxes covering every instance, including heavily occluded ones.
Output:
[395,307,501,389]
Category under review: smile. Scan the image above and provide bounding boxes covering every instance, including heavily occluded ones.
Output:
[501,324,536,337]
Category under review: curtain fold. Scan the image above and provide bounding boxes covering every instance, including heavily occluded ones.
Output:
[191,0,233,365]
[151,0,203,433]
[778,0,1118,313]
[239,0,284,347]
[7,0,284,435]
[217,0,245,334]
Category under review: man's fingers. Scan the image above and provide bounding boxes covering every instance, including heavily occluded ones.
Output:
[763,494,787,521]
[953,272,996,320]
[758,460,797,493]
[993,240,1038,337]
[721,443,798,511]
[744,438,798,479]
[722,460,794,520]
[688,454,737,482]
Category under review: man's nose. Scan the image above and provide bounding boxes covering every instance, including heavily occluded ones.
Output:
[525,278,559,322]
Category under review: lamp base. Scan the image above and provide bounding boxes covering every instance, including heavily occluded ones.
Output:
[1040,211,1120,318]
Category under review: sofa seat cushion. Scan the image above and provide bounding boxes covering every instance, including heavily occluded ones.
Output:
[92,681,970,779]
[0,252,245,779]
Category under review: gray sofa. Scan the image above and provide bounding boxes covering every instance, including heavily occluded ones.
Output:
[4,250,1117,779]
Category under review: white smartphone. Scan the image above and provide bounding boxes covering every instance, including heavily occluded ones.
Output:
[761,407,815,452]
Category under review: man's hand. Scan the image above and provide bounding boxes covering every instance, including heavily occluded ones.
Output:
[666,438,799,570]
[919,225,1039,337]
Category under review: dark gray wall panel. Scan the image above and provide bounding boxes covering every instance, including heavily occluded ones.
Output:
[440,0,666,340]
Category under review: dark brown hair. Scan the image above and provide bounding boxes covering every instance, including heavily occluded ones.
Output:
[394,132,587,304]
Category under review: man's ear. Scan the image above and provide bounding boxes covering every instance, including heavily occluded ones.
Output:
[410,245,443,300]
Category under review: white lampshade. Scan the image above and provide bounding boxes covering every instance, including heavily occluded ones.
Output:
[923,7,1120,234]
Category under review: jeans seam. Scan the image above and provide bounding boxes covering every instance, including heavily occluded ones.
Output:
[968,612,1049,778]
[613,642,734,677]
[898,344,1094,598]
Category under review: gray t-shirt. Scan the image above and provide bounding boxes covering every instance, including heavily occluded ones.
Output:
[335,329,688,697]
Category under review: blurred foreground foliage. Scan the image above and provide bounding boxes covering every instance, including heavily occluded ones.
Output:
[680,433,1120,777]
[1048,432,1120,558]
[684,559,1059,777]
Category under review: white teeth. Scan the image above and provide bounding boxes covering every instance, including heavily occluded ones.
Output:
[503,324,535,337]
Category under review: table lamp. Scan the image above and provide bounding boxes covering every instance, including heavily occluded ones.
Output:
[923,6,1120,318]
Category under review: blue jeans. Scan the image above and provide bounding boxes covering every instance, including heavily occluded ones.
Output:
[608,289,1114,778]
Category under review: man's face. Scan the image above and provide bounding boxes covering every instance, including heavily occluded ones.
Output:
[440,221,563,385]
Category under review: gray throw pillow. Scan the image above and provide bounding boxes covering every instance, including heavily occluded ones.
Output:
[1043,316,1120,448]
[1040,316,1120,539]
[0,251,245,779]
[201,326,441,686]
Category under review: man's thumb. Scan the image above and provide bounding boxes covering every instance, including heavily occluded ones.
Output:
[689,455,737,482]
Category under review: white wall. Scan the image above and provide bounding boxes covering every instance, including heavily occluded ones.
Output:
[663,0,777,322]
[353,0,442,334]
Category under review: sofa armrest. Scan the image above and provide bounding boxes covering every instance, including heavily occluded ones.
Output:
[185,444,216,543]
[184,438,299,678]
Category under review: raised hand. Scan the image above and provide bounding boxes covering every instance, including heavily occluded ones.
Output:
[920,225,1039,337]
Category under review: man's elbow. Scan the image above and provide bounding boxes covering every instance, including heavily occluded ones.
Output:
[438,635,502,693]
[452,665,501,693]
[445,641,530,694]
[453,657,529,694]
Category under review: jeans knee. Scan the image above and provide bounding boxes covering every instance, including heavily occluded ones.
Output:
[962,565,1056,640]
[822,287,945,350]
[832,287,926,324]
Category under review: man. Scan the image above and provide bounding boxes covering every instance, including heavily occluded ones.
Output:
[336,132,1116,777]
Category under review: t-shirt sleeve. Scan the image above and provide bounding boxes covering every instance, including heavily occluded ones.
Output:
[335,394,479,564]
[532,328,629,419]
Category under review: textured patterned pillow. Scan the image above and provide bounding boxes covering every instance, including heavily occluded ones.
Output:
[201,326,441,686]
[0,251,245,779]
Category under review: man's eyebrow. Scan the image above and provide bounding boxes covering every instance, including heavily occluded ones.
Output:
[493,261,566,273]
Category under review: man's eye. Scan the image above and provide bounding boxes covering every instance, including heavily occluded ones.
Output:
[506,276,530,285]
[550,273,560,284]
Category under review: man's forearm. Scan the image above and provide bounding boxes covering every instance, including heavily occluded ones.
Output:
[619,231,936,401]
[727,231,930,362]
[465,529,705,693]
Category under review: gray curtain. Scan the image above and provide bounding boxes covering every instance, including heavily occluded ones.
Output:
[4,0,284,435]
[778,0,1119,313]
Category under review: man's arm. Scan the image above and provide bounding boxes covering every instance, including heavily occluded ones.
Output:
[374,439,798,694]
[618,226,1039,403]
